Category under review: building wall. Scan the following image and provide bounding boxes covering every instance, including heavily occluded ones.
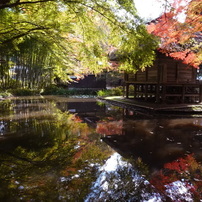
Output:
[127,52,197,84]
[124,52,201,103]
[68,75,106,89]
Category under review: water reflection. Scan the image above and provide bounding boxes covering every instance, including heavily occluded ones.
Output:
[101,117,202,169]
[98,109,202,201]
[0,96,112,201]
[0,96,201,201]
[85,153,159,202]
[86,152,200,201]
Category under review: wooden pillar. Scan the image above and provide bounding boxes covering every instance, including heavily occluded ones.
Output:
[141,84,144,98]
[176,63,179,83]
[162,85,166,103]
[146,68,148,82]
[199,85,202,103]
[182,85,185,103]
[126,83,129,98]
[134,84,137,99]
[145,84,148,101]
[156,64,161,103]
[156,84,160,103]
[124,72,128,81]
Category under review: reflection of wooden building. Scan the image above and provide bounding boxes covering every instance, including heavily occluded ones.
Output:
[124,52,202,103]
[102,117,202,170]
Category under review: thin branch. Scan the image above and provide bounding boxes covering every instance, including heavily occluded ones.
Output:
[0,0,79,9]
[79,2,116,25]
[1,27,50,44]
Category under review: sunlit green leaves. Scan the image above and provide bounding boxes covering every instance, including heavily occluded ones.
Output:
[112,25,159,72]
[0,0,159,88]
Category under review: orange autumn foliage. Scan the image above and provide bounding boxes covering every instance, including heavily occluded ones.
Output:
[147,0,202,68]
[169,51,200,67]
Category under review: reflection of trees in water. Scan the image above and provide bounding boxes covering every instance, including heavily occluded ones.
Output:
[85,153,202,201]
[1,97,202,201]
[85,153,157,202]
[97,118,202,201]
[0,99,13,116]
[96,120,123,136]
[0,98,111,201]
[150,154,202,201]
[101,118,202,168]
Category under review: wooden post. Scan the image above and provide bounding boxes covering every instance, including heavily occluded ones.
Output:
[182,85,185,103]
[156,64,161,103]
[145,84,148,101]
[199,84,202,103]
[134,84,137,99]
[156,84,160,103]
[176,63,179,83]
[162,84,166,102]
[126,83,129,98]
[146,68,148,82]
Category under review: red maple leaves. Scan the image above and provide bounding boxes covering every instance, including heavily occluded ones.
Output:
[147,0,202,68]
[150,154,202,199]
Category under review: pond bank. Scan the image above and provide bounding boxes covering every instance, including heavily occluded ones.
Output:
[98,96,202,115]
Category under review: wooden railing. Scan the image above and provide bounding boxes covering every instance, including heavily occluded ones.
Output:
[125,82,202,103]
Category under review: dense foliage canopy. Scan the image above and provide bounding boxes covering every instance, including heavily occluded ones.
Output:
[0,0,158,89]
[0,0,200,90]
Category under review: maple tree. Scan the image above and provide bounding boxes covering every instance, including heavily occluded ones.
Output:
[147,0,202,68]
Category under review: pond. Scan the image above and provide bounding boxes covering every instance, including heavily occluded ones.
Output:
[0,96,201,201]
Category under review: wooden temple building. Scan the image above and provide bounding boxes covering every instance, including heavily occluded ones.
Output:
[124,51,202,103]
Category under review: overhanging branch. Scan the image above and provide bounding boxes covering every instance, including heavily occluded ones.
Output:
[0,0,79,9]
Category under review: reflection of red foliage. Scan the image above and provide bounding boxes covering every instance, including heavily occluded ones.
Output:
[164,154,197,173]
[96,120,123,135]
[164,157,188,172]
[72,115,82,122]
[150,170,171,193]
[150,154,202,199]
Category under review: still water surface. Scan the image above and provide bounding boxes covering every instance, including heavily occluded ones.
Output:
[0,96,201,201]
